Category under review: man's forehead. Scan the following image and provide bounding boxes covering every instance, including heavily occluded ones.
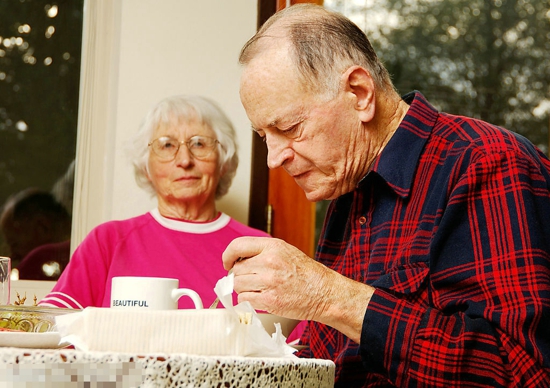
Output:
[241,59,303,102]
[241,58,288,87]
[240,41,308,129]
[247,31,289,60]
[242,37,293,75]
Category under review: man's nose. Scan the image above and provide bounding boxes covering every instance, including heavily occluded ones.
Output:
[266,135,293,169]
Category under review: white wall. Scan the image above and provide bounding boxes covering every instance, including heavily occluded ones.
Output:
[72,0,258,249]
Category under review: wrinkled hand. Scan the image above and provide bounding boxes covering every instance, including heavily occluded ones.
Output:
[222,236,373,342]
[222,236,330,320]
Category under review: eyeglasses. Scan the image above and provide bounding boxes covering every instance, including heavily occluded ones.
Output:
[148,135,219,161]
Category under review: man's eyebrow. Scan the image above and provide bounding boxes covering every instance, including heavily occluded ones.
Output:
[250,118,281,132]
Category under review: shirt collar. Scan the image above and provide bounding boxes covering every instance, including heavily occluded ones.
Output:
[368,91,439,198]
[149,208,231,233]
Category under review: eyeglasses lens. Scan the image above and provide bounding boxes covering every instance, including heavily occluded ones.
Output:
[150,136,217,160]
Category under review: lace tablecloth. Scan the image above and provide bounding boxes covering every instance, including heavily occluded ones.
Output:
[0,348,335,387]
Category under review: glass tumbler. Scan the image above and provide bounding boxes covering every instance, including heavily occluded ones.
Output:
[0,257,11,305]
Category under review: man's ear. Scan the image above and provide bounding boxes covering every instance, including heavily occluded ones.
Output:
[342,66,376,123]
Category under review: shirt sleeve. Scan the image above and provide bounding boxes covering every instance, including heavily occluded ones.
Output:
[360,148,550,387]
[39,226,111,309]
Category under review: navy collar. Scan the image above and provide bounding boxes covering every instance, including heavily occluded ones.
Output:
[369,91,439,198]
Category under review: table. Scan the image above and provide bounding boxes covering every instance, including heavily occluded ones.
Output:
[0,348,335,387]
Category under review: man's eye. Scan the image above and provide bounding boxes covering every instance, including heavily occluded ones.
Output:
[280,122,302,137]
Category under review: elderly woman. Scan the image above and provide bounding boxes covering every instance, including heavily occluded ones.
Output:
[40,95,269,309]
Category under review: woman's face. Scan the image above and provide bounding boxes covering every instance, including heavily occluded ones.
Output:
[146,116,222,214]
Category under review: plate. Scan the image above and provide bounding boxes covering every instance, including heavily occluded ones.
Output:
[0,331,67,349]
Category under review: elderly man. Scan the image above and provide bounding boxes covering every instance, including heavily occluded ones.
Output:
[223,4,550,387]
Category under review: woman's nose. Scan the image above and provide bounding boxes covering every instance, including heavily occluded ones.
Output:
[174,143,194,166]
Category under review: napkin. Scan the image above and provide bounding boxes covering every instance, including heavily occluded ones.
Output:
[54,274,296,357]
[213,272,296,357]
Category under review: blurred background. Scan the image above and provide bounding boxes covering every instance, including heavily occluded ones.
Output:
[0,0,83,268]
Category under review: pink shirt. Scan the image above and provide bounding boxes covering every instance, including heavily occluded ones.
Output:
[40,209,270,310]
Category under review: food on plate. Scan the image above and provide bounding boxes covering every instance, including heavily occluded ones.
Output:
[0,309,53,332]
[0,305,76,333]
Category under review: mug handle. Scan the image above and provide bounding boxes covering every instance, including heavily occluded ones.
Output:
[171,288,203,309]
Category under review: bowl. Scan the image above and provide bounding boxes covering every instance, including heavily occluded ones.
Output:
[0,305,78,333]
[257,313,300,337]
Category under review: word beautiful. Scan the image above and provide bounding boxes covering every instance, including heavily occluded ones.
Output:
[112,299,149,308]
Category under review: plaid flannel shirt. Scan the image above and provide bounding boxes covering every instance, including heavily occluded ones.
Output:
[300,92,550,387]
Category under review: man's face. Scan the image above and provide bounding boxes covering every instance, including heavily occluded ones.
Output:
[240,45,366,202]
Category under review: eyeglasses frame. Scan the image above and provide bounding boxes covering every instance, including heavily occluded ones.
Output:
[148,135,220,161]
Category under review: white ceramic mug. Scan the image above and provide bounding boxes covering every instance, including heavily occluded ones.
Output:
[111,276,203,310]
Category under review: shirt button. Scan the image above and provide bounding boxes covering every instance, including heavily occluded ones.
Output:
[358,216,367,225]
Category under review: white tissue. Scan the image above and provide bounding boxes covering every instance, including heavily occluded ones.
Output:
[213,272,296,357]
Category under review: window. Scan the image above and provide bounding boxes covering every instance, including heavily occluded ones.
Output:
[0,0,84,277]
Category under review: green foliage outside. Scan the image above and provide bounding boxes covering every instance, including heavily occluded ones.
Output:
[325,0,550,153]
[0,0,83,255]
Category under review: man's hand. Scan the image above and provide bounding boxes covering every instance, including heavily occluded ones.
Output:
[222,236,374,343]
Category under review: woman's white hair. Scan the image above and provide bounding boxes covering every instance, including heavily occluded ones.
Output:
[128,95,239,199]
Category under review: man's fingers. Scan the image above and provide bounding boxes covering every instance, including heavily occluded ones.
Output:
[222,236,277,270]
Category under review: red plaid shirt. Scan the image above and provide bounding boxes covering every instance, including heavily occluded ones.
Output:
[299,92,550,387]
